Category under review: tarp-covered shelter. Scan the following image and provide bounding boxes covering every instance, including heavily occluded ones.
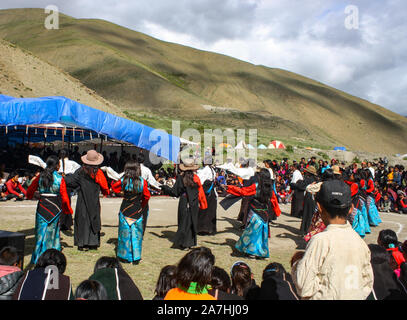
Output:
[0,95,180,162]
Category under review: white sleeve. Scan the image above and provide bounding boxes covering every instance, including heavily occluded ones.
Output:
[101,166,124,181]
[28,155,46,169]
[141,164,161,189]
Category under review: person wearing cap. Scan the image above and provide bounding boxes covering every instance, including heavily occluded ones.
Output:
[161,158,207,250]
[291,180,374,300]
[64,150,110,251]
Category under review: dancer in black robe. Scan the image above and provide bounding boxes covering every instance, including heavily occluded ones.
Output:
[197,165,218,235]
[64,150,109,251]
[161,159,207,250]
[290,164,305,218]
[298,166,319,235]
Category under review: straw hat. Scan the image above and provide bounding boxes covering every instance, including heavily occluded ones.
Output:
[179,158,199,171]
[81,150,104,166]
[332,165,341,175]
[304,166,317,176]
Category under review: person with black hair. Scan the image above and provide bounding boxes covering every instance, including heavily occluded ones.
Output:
[290,164,304,218]
[26,155,73,264]
[208,266,242,300]
[344,171,370,238]
[89,256,143,300]
[64,150,110,251]
[13,249,73,300]
[224,168,281,259]
[75,280,108,300]
[0,247,24,300]
[197,163,218,235]
[291,180,374,299]
[364,169,382,227]
[367,244,407,300]
[4,171,26,201]
[298,166,319,236]
[161,158,208,250]
[230,261,259,299]
[254,262,299,300]
[164,247,215,300]
[111,160,151,264]
[152,265,177,300]
[378,229,406,277]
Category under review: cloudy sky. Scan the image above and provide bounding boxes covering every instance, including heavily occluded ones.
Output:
[2,0,407,115]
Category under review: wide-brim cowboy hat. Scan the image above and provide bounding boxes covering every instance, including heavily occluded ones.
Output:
[81,150,104,166]
[179,158,199,171]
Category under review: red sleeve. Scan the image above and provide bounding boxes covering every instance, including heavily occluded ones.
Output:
[400,200,407,209]
[375,192,382,204]
[227,184,257,197]
[350,183,359,197]
[360,180,366,189]
[366,179,374,193]
[6,181,20,197]
[270,192,281,217]
[18,183,27,196]
[141,180,151,208]
[60,178,73,215]
[26,176,39,200]
[111,180,122,194]
[194,175,208,210]
[95,169,110,196]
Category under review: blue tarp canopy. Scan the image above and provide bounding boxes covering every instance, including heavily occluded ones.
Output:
[0,95,180,162]
[334,147,347,151]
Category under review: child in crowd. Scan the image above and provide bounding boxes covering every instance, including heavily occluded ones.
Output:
[230,261,259,299]
[152,265,177,300]
[0,247,24,300]
[379,194,392,212]
[291,180,374,300]
[75,280,108,300]
[377,229,406,278]
[164,247,216,300]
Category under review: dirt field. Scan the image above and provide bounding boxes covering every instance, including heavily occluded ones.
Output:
[1,196,407,299]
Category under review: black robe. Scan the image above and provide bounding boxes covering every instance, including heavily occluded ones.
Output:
[161,175,202,249]
[197,179,217,235]
[64,169,103,248]
[298,176,318,235]
[290,180,305,218]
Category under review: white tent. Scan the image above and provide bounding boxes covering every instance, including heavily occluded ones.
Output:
[247,144,255,149]
[258,144,267,149]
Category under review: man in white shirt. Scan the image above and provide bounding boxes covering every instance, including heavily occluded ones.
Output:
[291,180,374,300]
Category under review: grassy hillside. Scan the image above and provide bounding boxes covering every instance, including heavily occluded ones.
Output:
[0,8,406,154]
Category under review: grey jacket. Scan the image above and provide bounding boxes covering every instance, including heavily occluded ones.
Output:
[0,270,24,300]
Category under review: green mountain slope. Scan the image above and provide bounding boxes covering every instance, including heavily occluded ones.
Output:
[0,8,406,154]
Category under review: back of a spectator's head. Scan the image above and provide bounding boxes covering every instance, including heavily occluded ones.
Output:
[35,249,67,274]
[210,266,232,293]
[75,280,108,300]
[94,256,122,273]
[378,229,398,249]
[231,261,252,297]
[262,262,286,280]
[154,265,177,298]
[0,246,20,267]
[316,180,352,219]
[176,247,215,294]
[368,244,390,264]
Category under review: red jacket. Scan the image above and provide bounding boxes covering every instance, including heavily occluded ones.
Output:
[5,180,27,197]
